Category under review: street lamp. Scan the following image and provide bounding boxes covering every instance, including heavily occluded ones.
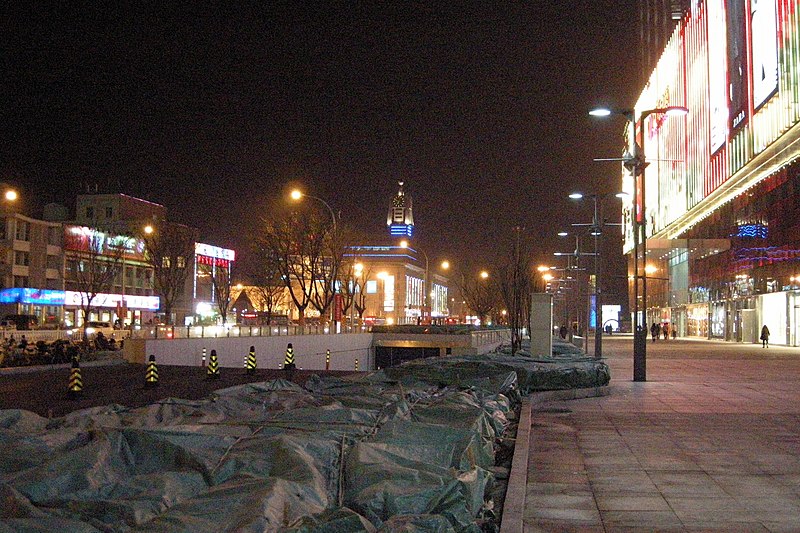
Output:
[590,105,688,381]
[289,189,338,231]
[568,191,626,359]
[555,232,595,344]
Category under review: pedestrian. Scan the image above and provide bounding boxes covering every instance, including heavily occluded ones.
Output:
[663,323,669,340]
[672,327,677,339]
[559,325,568,339]
[651,322,659,343]
[760,324,770,348]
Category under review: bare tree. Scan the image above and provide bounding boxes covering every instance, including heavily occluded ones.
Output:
[337,252,373,329]
[458,270,498,326]
[308,227,342,325]
[141,223,196,325]
[64,226,125,340]
[210,262,233,325]
[248,246,287,325]
[257,211,325,327]
[495,227,534,354]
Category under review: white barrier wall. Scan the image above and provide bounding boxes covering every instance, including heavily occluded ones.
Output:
[125,333,373,371]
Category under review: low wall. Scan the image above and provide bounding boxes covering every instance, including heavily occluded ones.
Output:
[124,333,373,371]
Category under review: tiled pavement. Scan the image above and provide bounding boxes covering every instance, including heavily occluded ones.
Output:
[522,336,800,532]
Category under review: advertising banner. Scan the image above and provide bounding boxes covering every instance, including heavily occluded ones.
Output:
[751,0,779,110]
[727,0,749,131]
[707,0,728,154]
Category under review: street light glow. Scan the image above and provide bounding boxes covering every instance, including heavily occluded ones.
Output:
[664,106,689,116]
[480,271,489,279]
[399,239,409,248]
[441,260,450,270]
[537,265,550,272]
[289,189,303,201]
[558,231,569,237]
[4,190,18,202]
[144,225,154,235]
[588,108,612,117]
[568,192,584,199]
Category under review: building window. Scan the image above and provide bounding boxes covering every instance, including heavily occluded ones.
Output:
[14,251,29,266]
[0,218,6,240]
[105,207,113,218]
[15,220,29,241]
[47,226,61,245]
[46,254,60,270]
[85,206,94,219]
[366,280,378,294]
[13,276,28,288]
[177,256,186,268]
[162,257,171,268]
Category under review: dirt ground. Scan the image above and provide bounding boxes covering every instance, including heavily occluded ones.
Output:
[0,361,356,418]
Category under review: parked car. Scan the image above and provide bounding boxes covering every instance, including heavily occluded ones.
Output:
[2,314,38,330]
[69,321,116,339]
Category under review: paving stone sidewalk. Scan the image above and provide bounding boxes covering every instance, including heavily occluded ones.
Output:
[523,336,800,532]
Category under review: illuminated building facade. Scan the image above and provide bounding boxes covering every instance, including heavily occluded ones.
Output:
[624,1,800,344]
[184,242,235,325]
[344,245,449,326]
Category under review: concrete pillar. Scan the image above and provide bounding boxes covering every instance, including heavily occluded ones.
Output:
[530,293,553,357]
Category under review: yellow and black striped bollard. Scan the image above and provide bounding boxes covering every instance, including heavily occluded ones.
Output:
[325,349,330,371]
[207,349,220,379]
[283,343,295,370]
[145,354,159,388]
[67,356,83,398]
[246,346,257,374]
[355,358,359,371]
[201,347,207,367]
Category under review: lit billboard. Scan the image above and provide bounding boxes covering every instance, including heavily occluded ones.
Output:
[751,0,779,110]
[622,0,796,249]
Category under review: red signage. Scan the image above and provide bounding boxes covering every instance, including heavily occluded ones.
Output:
[333,294,343,321]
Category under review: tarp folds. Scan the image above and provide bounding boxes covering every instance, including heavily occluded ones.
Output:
[1,346,608,531]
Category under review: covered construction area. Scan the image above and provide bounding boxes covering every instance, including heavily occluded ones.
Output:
[0,341,608,531]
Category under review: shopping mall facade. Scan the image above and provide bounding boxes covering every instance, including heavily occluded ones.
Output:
[623,1,800,345]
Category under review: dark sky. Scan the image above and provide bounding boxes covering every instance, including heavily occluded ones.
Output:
[3,3,638,275]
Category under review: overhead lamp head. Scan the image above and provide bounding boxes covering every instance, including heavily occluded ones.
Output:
[557,231,569,237]
[568,192,584,200]
[664,106,689,116]
[589,108,612,117]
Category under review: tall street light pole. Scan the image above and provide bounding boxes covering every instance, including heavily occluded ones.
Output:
[590,105,688,381]
[555,232,594,344]
[569,191,626,359]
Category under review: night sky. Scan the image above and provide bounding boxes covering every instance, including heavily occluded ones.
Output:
[3,3,639,278]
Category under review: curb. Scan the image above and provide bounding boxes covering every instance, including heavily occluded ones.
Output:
[500,386,609,533]
[0,358,128,376]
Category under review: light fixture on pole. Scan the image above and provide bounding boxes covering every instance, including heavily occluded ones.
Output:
[590,105,688,381]
[554,232,595,344]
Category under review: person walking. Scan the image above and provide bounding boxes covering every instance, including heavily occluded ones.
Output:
[663,323,670,340]
[651,322,659,343]
[760,324,770,348]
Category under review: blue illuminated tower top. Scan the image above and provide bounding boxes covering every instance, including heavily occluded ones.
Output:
[386,181,414,237]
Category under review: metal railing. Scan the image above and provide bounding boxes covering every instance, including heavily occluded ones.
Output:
[0,329,132,343]
[131,324,372,340]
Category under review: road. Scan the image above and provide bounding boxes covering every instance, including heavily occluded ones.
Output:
[0,360,353,418]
